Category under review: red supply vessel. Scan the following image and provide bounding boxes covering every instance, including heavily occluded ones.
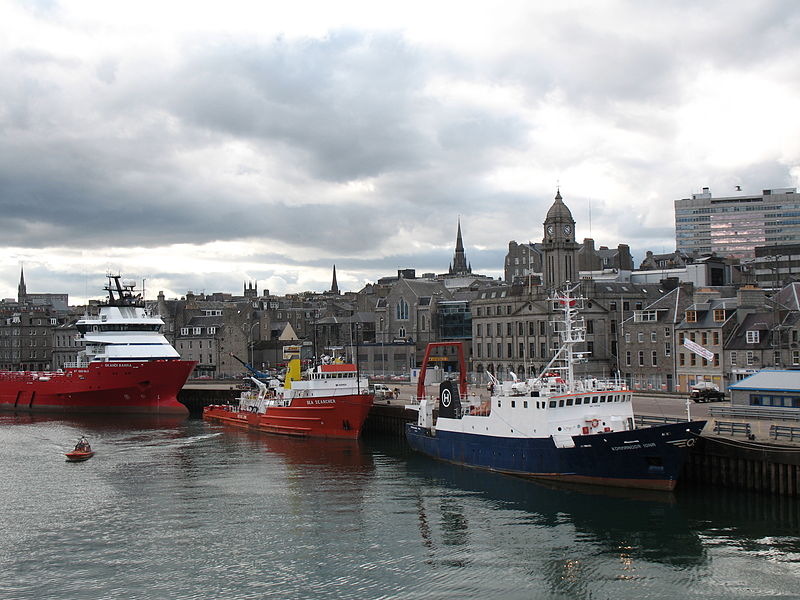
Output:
[0,275,195,415]
[204,358,373,439]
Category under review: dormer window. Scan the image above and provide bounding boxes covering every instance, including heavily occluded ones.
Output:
[685,310,697,323]
[713,309,725,322]
[746,330,760,344]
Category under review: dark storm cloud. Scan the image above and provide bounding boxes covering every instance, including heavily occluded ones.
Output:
[169,31,437,182]
[0,30,527,254]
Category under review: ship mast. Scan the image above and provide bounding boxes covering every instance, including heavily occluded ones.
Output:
[539,283,587,392]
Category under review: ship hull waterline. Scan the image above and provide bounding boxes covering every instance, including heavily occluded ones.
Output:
[0,360,196,415]
[406,420,707,492]
[204,393,373,440]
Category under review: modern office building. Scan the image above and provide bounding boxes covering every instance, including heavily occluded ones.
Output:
[675,187,800,259]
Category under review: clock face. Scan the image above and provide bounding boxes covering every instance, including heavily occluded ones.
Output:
[546,225,554,235]
[563,224,572,235]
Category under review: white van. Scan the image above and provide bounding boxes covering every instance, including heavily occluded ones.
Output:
[372,383,392,399]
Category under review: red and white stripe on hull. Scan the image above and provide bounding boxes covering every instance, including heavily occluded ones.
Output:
[204,393,373,439]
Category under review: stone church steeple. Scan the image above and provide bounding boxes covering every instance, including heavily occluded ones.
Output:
[18,266,26,304]
[448,218,472,276]
[330,265,339,295]
[541,189,580,289]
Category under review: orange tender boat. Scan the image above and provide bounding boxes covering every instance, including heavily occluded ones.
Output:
[65,437,94,462]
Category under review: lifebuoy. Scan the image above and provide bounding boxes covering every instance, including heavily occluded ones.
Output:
[591,419,599,428]
[686,438,696,447]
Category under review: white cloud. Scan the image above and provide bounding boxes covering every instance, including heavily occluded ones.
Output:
[1,0,799,299]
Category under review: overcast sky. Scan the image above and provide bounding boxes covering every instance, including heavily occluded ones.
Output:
[2,1,799,303]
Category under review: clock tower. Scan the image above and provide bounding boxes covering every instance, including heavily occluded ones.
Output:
[541,189,580,289]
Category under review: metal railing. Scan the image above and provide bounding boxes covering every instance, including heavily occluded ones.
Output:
[713,421,752,436]
[709,405,800,422]
[635,415,688,427]
[770,424,800,441]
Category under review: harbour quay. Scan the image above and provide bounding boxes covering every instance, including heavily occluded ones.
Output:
[180,380,800,496]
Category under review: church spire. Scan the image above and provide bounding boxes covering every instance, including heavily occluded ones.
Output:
[18,265,26,304]
[449,217,471,276]
[330,265,339,295]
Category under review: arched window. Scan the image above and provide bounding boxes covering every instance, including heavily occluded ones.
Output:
[396,298,409,320]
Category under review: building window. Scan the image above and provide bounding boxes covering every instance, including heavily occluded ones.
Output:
[730,351,737,365]
[497,343,502,358]
[793,350,799,366]
[507,343,513,358]
[665,342,671,357]
[701,332,708,346]
[713,354,719,367]
[396,299,409,320]
[746,351,754,366]
[399,326,406,338]
[625,351,631,366]
[507,323,512,336]
[208,327,216,335]
[586,320,594,333]
[712,331,719,345]
[686,310,697,323]
[637,332,644,343]
[746,330,760,344]
[625,332,630,343]
[774,351,781,365]
[664,327,671,338]
[651,351,657,366]
[651,331,657,342]
[193,327,201,335]
[181,328,189,335]
[690,354,696,366]
[638,351,644,367]
[610,301,617,311]
[713,309,725,322]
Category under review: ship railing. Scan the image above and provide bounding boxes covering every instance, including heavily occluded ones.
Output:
[62,361,90,369]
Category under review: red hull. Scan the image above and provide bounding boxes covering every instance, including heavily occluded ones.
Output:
[65,450,94,462]
[203,393,373,439]
[0,360,196,415]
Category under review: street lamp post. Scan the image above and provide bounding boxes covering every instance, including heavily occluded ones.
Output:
[243,321,259,369]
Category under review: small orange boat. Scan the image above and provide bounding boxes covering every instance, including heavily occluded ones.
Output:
[65,436,94,462]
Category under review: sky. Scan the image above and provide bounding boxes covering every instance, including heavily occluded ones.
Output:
[2,0,799,303]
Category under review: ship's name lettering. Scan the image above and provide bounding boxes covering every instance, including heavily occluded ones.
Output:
[307,398,336,405]
[611,442,656,451]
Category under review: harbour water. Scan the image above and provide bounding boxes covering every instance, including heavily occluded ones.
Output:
[1,414,799,600]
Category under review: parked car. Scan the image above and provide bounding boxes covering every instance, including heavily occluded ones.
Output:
[690,382,726,403]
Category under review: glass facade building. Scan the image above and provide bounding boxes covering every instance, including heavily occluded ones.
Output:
[675,187,800,259]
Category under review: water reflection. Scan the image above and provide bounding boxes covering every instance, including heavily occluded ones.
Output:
[406,454,706,563]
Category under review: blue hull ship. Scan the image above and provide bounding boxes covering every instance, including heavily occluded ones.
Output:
[405,285,706,492]
[406,419,705,490]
